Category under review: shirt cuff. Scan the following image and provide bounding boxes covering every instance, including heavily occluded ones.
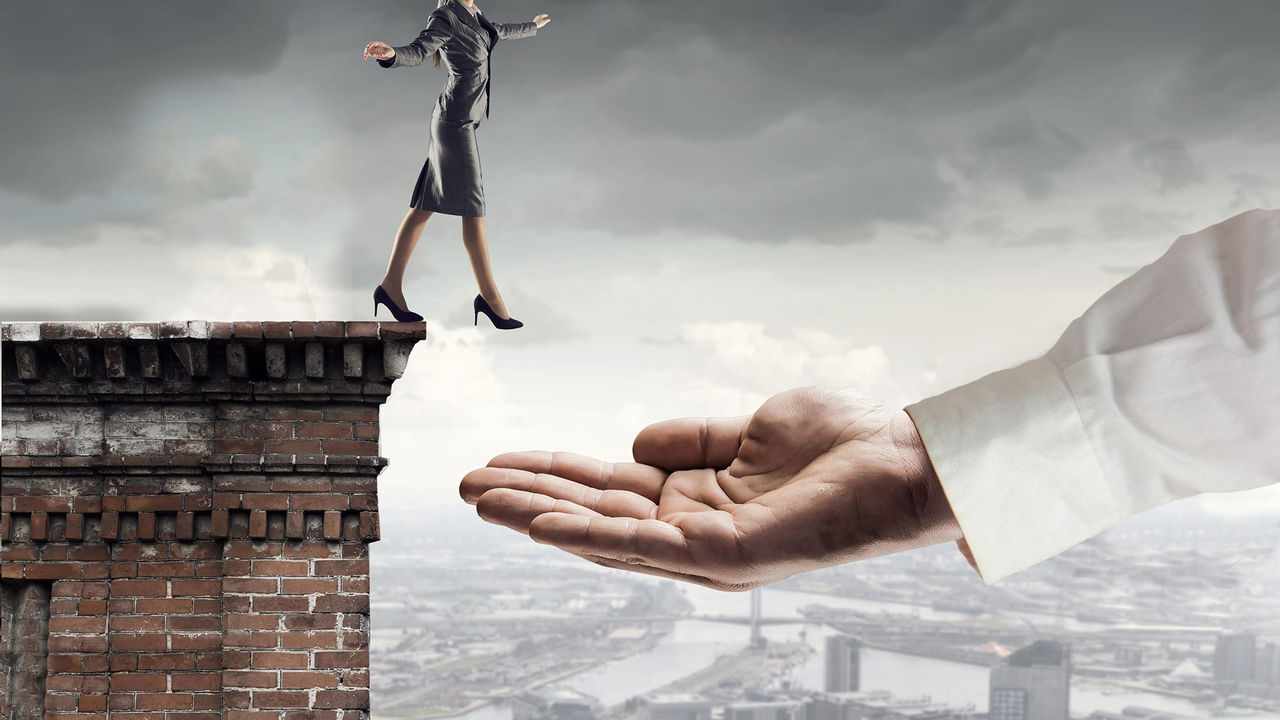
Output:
[904,357,1124,583]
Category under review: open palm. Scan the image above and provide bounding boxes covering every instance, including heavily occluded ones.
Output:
[460,388,960,590]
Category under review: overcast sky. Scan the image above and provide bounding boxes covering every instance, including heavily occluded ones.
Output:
[3,1,1279,552]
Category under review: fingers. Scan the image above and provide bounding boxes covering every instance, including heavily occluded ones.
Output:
[474,488,600,534]
[474,450,669,500]
[632,416,749,471]
[462,467,658,519]
[528,513,695,572]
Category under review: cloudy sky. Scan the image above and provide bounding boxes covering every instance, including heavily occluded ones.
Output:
[3,0,1279,551]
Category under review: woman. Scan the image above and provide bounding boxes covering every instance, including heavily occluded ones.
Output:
[364,0,550,330]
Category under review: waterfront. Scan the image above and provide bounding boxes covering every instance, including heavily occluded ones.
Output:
[439,585,1213,720]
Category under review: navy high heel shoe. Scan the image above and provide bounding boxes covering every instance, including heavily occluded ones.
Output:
[473,294,523,330]
[374,286,424,322]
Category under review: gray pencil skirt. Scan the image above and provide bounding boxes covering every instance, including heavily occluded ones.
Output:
[409,114,485,217]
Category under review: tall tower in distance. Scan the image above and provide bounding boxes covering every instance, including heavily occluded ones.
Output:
[823,633,860,692]
[1214,633,1257,683]
[989,640,1070,720]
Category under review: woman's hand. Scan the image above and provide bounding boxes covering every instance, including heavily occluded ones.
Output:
[532,13,550,28]
[460,387,962,591]
[363,41,395,61]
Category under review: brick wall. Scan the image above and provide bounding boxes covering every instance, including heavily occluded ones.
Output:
[0,321,424,720]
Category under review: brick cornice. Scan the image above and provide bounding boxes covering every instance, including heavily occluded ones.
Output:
[1,320,424,402]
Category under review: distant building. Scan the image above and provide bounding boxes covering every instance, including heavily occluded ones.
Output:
[1254,640,1280,685]
[726,699,806,720]
[637,694,715,720]
[988,640,1070,720]
[808,691,970,720]
[1113,646,1143,667]
[512,688,601,720]
[824,634,861,693]
[1213,633,1256,682]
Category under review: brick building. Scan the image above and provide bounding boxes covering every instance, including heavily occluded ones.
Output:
[0,320,423,720]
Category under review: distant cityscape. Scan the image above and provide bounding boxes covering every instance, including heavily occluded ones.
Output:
[369,505,1280,720]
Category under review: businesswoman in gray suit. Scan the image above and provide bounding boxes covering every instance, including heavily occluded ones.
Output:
[365,0,550,330]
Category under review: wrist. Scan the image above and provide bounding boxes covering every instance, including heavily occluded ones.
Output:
[889,409,962,544]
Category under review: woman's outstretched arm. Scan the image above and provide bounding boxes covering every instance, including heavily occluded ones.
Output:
[365,14,454,68]
[494,13,549,41]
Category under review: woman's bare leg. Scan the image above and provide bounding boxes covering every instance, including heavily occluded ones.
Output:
[380,208,434,309]
[461,216,511,319]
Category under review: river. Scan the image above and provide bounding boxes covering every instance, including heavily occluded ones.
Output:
[447,585,1224,719]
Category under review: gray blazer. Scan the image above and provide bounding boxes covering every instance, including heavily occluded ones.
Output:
[379,0,537,123]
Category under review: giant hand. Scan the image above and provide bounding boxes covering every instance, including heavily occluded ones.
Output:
[460,388,962,590]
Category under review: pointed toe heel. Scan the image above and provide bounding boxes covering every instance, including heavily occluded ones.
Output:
[473,294,523,330]
[373,285,424,323]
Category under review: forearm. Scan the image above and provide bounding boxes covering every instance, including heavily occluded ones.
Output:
[496,22,537,41]
[379,17,451,68]
[907,209,1280,583]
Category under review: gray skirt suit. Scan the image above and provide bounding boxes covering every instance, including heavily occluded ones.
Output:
[378,0,537,217]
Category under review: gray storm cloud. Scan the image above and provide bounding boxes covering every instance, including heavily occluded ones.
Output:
[3,0,1280,253]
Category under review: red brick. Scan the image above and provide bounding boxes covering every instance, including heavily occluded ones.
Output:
[170,672,221,692]
[297,422,350,439]
[14,496,72,512]
[112,673,169,692]
[282,631,338,649]
[242,494,289,511]
[112,579,169,597]
[138,653,196,671]
[221,573,276,591]
[264,439,323,454]
[293,495,350,512]
[137,511,157,540]
[79,598,108,615]
[110,616,166,632]
[223,630,280,649]
[251,560,310,577]
[136,694,194,710]
[112,633,168,651]
[313,650,368,669]
[171,633,221,651]
[100,511,120,540]
[281,578,338,595]
[280,671,341,689]
[252,691,311,709]
[251,652,308,669]
[49,616,107,633]
[284,614,338,630]
[226,614,281,631]
[224,670,279,688]
[249,510,268,538]
[176,511,195,539]
[322,440,379,456]
[171,579,221,597]
[314,690,369,709]
[138,561,196,578]
[136,598,193,614]
[30,511,48,540]
[168,615,222,632]
[313,558,368,576]
[24,563,82,580]
[210,509,230,537]
[253,596,311,613]
[127,495,185,512]
[322,511,341,540]
[273,478,332,493]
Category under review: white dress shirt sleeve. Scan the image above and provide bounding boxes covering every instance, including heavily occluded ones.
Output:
[905,208,1280,583]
